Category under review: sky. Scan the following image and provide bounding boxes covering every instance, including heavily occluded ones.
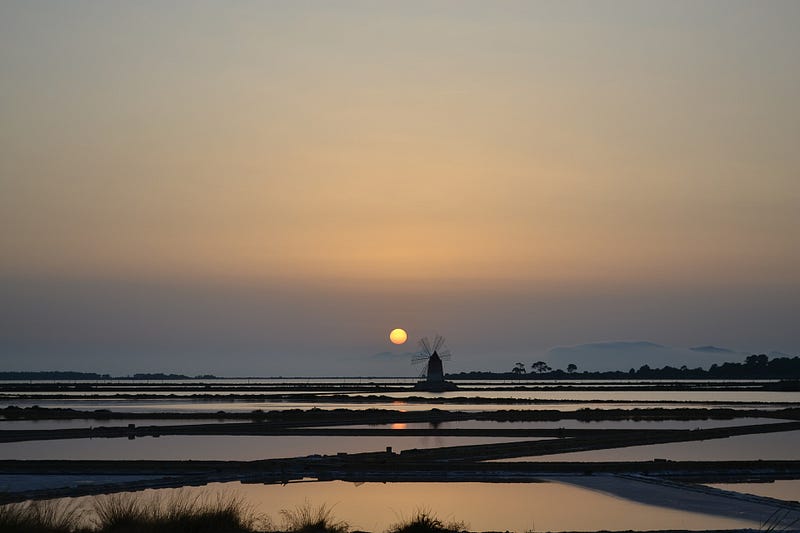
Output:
[1,1,799,376]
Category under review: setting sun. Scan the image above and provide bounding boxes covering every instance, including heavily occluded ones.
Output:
[389,328,408,345]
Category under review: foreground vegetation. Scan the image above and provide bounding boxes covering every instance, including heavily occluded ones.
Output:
[387,509,467,533]
[0,495,469,533]
[0,493,263,533]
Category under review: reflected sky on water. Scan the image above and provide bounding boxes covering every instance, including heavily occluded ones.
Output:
[0,434,540,460]
[492,429,800,462]
[706,480,800,503]
[2,397,794,413]
[65,479,760,532]
[0,417,785,431]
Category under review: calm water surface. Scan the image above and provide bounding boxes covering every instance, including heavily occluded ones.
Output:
[0,435,540,460]
[321,418,786,430]
[63,480,760,532]
[494,430,800,462]
[2,398,794,413]
[707,480,800,502]
[6,428,797,461]
[0,417,784,431]
[0,418,230,430]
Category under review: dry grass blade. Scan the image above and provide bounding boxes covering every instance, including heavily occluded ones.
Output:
[93,490,264,532]
[92,493,148,530]
[0,499,87,533]
[761,507,800,533]
[387,508,468,533]
[280,501,349,533]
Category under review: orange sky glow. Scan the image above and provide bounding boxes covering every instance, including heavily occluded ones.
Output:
[1,2,798,374]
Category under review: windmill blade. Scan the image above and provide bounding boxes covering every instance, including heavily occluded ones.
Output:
[418,366,428,379]
[439,353,452,361]
[421,337,433,355]
[432,335,445,353]
[419,337,433,356]
[411,354,429,365]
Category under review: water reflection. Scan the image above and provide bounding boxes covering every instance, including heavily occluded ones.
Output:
[494,430,800,462]
[321,418,786,431]
[3,398,792,413]
[3,385,795,406]
[0,417,784,432]
[79,480,759,532]
[0,435,540,460]
[0,418,229,430]
[706,480,800,503]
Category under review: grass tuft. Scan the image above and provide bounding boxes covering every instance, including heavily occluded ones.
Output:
[279,501,349,533]
[387,508,467,533]
[92,491,265,532]
[0,499,88,533]
[760,507,800,533]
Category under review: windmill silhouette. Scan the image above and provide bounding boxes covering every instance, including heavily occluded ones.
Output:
[412,335,451,382]
[412,334,458,391]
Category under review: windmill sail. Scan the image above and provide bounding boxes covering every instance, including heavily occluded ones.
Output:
[414,335,450,382]
[412,334,458,392]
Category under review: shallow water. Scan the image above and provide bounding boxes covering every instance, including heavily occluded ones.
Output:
[0,418,229,430]
[4,383,798,526]
[2,397,792,413]
[320,417,787,430]
[361,389,800,403]
[0,378,778,384]
[493,429,800,462]
[0,434,540,460]
[0,417,783,432]
[62,479,761,532]
[706,480,800,503]
[0,474,163,492]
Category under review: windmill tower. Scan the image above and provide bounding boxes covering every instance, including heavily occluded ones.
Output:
[412,335,458,391]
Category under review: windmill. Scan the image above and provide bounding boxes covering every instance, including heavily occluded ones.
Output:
[412,335,457,391]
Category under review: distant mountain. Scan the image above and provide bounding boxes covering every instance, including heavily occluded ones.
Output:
[690,345,738,354]
[547,340,741,372]
[334,350,420,377]
[368,351,416,361]
[555,341,668,352]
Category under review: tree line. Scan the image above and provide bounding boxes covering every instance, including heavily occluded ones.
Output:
[449,354,800,380]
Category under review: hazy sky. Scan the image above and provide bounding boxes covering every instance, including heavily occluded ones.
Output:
[1,1,799,375]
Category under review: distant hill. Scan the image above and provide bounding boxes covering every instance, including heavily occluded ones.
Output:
[690,345,737,354]
[547,340,742,371]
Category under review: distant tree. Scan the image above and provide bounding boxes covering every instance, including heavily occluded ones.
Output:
[511,362,526,375]
[567,363,578,374]
[531,361,552,374]
[745,354,769,367]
